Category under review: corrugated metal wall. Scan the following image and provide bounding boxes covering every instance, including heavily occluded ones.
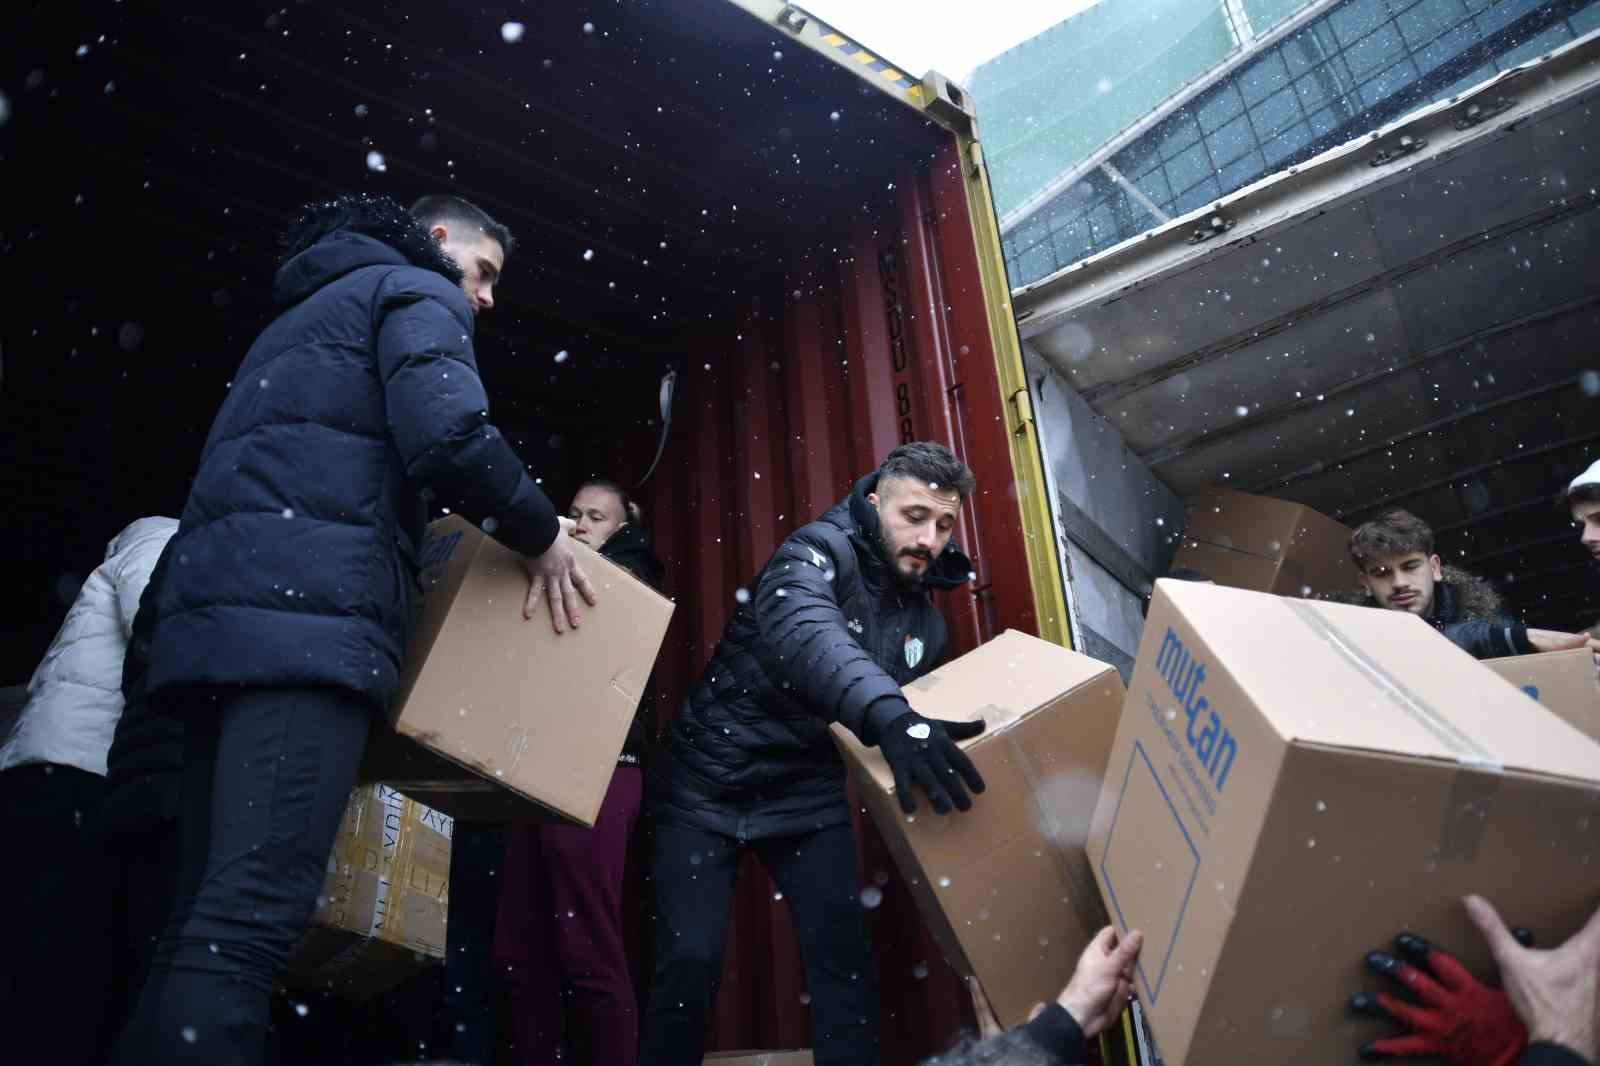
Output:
[589,139,1047,1064]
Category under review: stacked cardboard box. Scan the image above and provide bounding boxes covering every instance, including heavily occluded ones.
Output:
[834,630,1125,1026]
[360,516,675,824]
[1087,579,1600,1066]
[703,1053,814,1066]
[283,784,452,1001]
[1483,648,1600,742]
[1172,487,1353,598]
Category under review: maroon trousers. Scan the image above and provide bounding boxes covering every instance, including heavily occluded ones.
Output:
[493,765,644,1066]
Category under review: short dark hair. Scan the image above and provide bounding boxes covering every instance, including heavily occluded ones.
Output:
[409,194,515,258]
[878,442,977,499]
[576,477,642,527]
[1349,508,1434,569]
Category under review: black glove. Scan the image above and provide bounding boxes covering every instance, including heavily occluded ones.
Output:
[878,711,987,815]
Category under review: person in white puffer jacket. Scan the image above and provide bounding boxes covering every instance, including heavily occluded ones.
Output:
[0,515,176,1066]
[1,516,179,775]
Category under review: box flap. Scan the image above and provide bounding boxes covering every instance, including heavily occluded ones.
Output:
[1153,581,1600,782]
[845,629,1117,793]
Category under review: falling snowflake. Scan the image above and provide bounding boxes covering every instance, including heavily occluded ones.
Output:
[365,150,387,172]
[500,22,525,44]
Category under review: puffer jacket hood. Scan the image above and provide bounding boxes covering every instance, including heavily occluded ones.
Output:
[1,517,178,775]
[275,194,462,307]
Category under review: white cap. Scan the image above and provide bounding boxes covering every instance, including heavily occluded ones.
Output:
[1571,458,1600,494]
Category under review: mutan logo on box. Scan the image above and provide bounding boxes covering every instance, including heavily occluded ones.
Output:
[1153,627,1238,813]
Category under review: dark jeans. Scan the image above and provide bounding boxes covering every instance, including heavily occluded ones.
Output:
[110,685,370,1066]
[495,766,645,1066]
[640,821,880,1066]
[443,820,510,1065]
[0,762,115,1066]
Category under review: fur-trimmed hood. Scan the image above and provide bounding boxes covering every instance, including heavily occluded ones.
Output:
[1321,564,1505,622]
[273,194,462,306]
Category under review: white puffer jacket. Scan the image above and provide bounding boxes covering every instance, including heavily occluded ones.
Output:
[1,517,179,775]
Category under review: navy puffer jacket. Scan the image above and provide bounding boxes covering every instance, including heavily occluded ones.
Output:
[144,195,559,711]
[652,471,972,839]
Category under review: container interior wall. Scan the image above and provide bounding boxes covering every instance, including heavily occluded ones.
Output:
[575,144,1056,1058]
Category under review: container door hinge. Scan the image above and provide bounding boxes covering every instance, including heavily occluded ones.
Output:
[1453,95,1516,130]
[1370,133,1427,167]
[1008,387,1034,437]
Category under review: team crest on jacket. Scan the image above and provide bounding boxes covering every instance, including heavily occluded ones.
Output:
[904,634,924,669]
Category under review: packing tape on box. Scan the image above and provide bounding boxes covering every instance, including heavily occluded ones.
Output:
[1284,601,1501,861]
[1283,602,1499,767]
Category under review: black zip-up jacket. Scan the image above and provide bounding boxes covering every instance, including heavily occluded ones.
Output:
[651,471,973,839]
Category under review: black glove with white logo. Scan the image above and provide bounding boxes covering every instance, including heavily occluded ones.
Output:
[878,711,987,815]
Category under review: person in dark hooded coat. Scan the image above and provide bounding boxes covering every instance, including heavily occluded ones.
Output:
[111,193,594,1066]
[640,442,989,1066]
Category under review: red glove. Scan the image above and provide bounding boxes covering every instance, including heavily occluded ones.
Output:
[1350,933,1529,1065]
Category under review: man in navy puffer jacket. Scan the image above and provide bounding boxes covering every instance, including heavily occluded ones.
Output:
[111,194,593,1066]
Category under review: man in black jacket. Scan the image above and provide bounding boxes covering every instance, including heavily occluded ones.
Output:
[1346,509,1595,660]
[111,193,592,1066]
[641,442,988,1066]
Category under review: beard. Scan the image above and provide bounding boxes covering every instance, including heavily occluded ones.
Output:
[890,548,934,590]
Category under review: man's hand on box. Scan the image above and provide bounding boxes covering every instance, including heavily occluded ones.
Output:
[1526,629,1595,654]
[1466,894,1600,1064]
[1058,925,1143,1038]
[523,517,598,634]
[877,710,986,815]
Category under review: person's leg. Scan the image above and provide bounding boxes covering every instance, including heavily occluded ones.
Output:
[494,822,561,1066]
[0,763,115,1066]
[442,820,509,1064]
[111,686,370,1066]
[638,822,742,1066]
[112,700,222,1063]
[539,766,644,1066]
[758,824,880,1066]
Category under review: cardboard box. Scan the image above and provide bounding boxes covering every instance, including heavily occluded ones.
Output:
[1087,579,1600,1066]
[1172,487,1354,598]
[1483,649,1600,742]
[360,517,674,824]
[703,1053,814,1066]
[833,630,1125,1027]
[283,785,452,1001]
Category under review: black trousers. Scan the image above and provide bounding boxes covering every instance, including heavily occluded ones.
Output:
[100,820,183,1062]
[0,762,116,1066]
[110,685,370,1066]
[640,821,880,1066]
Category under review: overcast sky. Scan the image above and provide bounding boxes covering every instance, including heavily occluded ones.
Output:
[801,0,1102,85]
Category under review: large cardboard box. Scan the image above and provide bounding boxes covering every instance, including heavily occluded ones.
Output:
[833,630,1124,1026]
[1172,487,1353,598]
[703,1053,814,1066]
[1087,579,1600,1066]
[360,517,674,824]
[283,785,452,1001]
[1483,649,1600,741]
